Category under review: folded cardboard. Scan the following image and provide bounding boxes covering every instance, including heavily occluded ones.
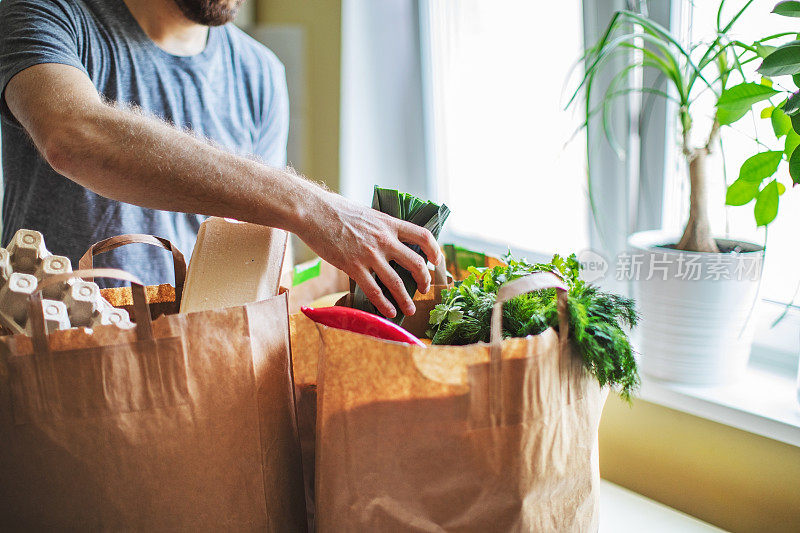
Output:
[180,218,288,313]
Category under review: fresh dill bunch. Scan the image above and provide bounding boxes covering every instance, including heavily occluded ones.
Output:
[428,253,640,401]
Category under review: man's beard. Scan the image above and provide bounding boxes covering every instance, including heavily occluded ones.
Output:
[172,0,245,26]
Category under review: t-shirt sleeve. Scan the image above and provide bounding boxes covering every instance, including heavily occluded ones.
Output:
[0,0,87,121]
[255,58,290,168]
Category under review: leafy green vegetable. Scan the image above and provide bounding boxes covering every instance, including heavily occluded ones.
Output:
[428,254,640,401]
[351,187,450,324]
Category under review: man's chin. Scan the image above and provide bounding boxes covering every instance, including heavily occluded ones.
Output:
[173,0,244,26]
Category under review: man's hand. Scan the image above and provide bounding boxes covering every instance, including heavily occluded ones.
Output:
[4,63,439,315]
[297,190,441,319]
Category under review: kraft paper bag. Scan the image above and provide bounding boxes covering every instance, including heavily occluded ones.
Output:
[80,234,186,321]
[395,260,453,338]
[290,312,322,532]
[285,257,349,530]
[0,268,307,531]
[312,272,607,532]
[284,258,350,315]
[443,243,506,281]
[289,258,449,530]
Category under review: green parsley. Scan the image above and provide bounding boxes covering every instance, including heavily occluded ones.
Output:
[428,254,640,401]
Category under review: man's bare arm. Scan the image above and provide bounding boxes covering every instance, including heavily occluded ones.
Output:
[5,63,440,318]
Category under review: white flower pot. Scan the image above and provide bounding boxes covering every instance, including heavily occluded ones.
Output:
[627,230,764,385]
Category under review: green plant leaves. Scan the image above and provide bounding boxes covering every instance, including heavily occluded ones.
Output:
[785,129,800,155]
[739,151,783,181]
[726,178,761,205]
[771,107,793,136]
[716,83,779,124]
[758,41,800,76]
[754,180,780,226]
[784,90,800,115]
[790,145,800,184]
[773,1,800,17]
[756,42,778,58]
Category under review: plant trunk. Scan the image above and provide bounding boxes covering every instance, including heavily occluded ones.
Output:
[676,149,720,253]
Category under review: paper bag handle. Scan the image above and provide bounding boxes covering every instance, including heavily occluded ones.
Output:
[433,255,448,286]
[28,268,154,354]
[488,271,569,425]
[79,234,186,304]
[490,271,569,346]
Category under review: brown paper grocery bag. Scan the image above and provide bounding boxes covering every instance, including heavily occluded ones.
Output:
[290,257,449,530]
[398,260,453,338]
[284,258,350,314]
[0,269,306,531]
[283,257,349,530]
[290,312,322,532]
[443,243,506,281]
[80,233,186,321]
[313,272,606,532]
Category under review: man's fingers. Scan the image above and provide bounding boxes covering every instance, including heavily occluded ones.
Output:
[353,267,397,319]
[397,223,441,265]
[393,245,431,294]
[373,259,416,317]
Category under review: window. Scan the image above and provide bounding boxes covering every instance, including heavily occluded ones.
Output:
[421,0,588,257]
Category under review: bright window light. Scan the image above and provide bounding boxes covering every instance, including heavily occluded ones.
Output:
[424,0,588,257]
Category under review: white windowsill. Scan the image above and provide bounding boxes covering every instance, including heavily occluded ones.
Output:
[638,362,800,447]
[599,480,722,532]
[637,301,800,447]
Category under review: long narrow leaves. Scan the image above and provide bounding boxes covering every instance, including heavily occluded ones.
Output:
[567,5,745,151]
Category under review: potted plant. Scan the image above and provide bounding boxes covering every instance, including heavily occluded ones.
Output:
[570,1,799,384]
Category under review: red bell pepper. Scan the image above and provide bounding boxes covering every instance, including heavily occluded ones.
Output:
[301,306,426,347]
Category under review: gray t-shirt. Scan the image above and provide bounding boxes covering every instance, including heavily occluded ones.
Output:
[0,0,288,286]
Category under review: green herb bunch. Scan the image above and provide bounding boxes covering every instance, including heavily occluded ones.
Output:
[428,254,640,401]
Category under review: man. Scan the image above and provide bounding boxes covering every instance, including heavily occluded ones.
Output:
[0,0,437,319]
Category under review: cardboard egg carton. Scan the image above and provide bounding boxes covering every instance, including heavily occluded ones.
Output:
[0,229,134,335]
